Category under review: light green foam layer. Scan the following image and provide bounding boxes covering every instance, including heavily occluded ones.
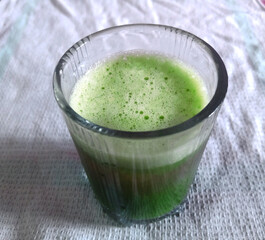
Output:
[70,52,208,131]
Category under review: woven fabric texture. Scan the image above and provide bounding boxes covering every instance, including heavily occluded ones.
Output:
[0,0,264,239]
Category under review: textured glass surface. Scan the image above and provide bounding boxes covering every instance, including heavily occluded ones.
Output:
[53,24,227,224]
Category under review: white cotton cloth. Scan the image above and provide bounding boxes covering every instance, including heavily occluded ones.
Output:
[0,0,264,239]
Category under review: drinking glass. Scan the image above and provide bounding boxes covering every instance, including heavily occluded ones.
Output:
[53,24,228,225]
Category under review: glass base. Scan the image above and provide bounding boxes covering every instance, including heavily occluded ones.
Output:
[103,198,188,226]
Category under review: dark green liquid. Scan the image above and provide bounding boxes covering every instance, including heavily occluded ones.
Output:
[73,140,206,223]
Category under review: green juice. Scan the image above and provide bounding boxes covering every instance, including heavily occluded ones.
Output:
[69,52,208,223]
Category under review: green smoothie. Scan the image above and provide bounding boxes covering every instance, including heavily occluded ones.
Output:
[70,52,207,131]
[69,52,208,223]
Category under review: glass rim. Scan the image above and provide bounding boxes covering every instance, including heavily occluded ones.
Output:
[53,23,228,139]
